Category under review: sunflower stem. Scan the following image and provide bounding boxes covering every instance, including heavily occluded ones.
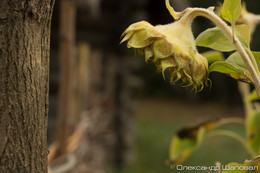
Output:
[173,6,260,98]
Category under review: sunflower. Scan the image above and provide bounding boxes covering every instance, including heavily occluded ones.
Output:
[121,19,209,91]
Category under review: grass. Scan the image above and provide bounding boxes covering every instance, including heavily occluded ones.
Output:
[109,118,179,173]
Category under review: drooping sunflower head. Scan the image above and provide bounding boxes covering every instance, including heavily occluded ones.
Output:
[121,20,209,92]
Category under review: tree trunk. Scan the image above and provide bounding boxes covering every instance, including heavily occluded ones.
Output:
[0,0,54,172]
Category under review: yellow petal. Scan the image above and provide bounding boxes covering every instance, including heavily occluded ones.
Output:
[123,21,153,34]
[120,31,134,44]
[127,28,164,48]
[127,30,153,48]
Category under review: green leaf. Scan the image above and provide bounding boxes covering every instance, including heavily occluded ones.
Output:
[202,51,224,63]
[236,25,251,48]
[209,61,250,83]
[196,27,234,52]
[221,0,242,41]
[169,128,205,165]
[209,52,252,83]
[226,51,260,74]
[221,0,242,25]
[226,52,247,71]
[169,119,223,165]
[209,61,241,73]
[246,111,260,155]
[196,25,250,52]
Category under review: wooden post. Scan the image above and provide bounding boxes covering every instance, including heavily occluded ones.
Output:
[56,0,77,157]
[77,43,91,113]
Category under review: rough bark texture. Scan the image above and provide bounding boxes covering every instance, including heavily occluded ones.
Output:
[0,0,54,172]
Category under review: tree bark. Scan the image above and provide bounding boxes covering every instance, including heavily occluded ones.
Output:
[0,0,54,172]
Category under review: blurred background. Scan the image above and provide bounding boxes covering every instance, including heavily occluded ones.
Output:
[47,0,260,172]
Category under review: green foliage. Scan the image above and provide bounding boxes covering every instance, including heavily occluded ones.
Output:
[221,0,242,26]
[196,27,235,52]
[196,25,250,52]
[210,61,248,81]
[209,52,252,83]
[202,51,224,64]
[169,127,205,165]
[169,119,227,165]
[209,52,260,84]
